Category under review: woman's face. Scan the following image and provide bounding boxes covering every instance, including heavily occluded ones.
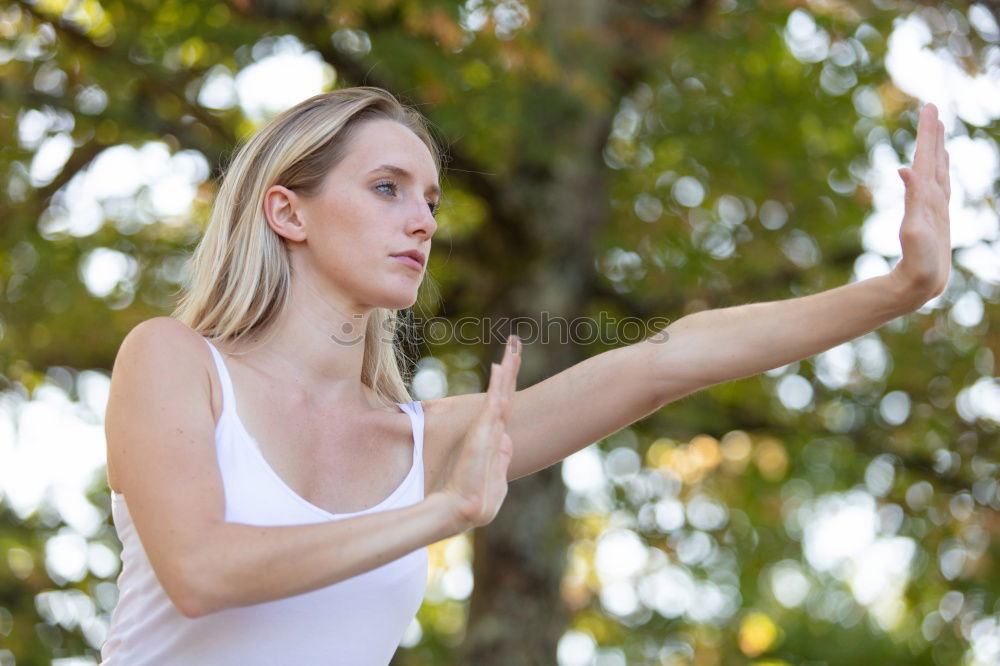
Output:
[291,118,440,311]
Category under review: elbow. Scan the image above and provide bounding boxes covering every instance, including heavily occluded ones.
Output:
[174,594,206,620]
[164,554,225,619]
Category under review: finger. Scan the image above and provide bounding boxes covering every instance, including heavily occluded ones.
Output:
[935,119,948,190]
[504,334,519,387]
[485,362,502,415]
[943,149,951,200]
[497,336,515,399]
[491,432,514,480]
[487,361,499,394]
[898,167,916,204]
[499,432,513,458]
[501,336,520,416]
[490,429,513,466]
[498,368,516,423]
[500,335,513,387]
[913,104,937,178]
[508,352,521,400]
[492,358,514,424]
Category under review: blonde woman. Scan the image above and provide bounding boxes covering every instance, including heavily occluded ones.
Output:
[100,88,951,664]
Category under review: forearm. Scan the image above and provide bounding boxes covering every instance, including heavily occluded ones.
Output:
[185,493,458,617]
[656,273,916,397]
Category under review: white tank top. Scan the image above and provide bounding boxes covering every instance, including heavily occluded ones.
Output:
[100,338,428,665]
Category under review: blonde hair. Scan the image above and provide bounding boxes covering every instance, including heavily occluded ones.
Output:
[172,87,442,407]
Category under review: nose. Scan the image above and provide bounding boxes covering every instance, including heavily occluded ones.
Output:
[406,198,438,239]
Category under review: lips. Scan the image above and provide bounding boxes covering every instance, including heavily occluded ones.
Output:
[391,249,426,267]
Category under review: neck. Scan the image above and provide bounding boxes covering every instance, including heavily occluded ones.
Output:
[226,275,382,410]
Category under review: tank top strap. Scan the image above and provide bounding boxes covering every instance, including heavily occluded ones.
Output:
[395,400,425,464]
[203,337,237,420]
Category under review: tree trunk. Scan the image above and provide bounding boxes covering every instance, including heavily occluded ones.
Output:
[461,2,615,658]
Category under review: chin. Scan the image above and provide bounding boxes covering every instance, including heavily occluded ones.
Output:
[372,285,420,311]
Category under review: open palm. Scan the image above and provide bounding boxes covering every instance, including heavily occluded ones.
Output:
[893,103,953,303]
[438,335,521,531]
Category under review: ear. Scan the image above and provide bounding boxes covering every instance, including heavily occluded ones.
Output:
[263,185,308,242]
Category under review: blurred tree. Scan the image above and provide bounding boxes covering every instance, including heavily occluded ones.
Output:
[1,0,998,664]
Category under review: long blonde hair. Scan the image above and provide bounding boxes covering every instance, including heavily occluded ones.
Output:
[172,87,442,407]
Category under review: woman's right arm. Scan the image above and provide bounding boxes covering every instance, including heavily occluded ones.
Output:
[105,317,519,619]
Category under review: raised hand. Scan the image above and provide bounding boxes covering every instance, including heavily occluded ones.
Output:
[892,103,953,306]
[437,334,522,533]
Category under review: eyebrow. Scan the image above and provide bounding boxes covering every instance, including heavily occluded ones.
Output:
[367,164,441,199]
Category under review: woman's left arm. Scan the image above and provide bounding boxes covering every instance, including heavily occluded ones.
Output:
[435,104,951,483]
[654,103,951,390]
[652,273,926,399]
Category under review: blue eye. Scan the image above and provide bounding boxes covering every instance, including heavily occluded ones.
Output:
[375,178,438,217]
[374,180,397,196]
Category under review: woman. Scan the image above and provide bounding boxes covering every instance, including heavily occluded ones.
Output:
[101,87,951,664]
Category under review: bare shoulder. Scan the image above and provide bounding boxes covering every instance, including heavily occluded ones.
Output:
[106,317,216,492]
[117,316,209,362]
[111,316,217,419]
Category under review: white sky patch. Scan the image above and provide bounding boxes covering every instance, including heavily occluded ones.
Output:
[956,377,1000,423]
[198,65,238,110]
[412,358,448,399]
[815,342,856,390]
[859,140,996,257]
[18,108,52,148]
[886,13,1000,127]
[557,630,597,666]
[150,177,197,218]
[800,490,917,628]
[79,248,138,298]
[654,497,685,531]
[638,565,696,619]
[27,36,329,237]
[46,530,90,584]
[90,144,145,198]
[595,529,647,583]
[957,242,1000,284]
[948,135,1000,199]
[951,290,986,327]
[38,142,209,238]
[672,176,705,208]
[562,445,607,494]
[879,390,912,426]
[235,36,333,123]
[29,133,73,186]
[777,374,814,411]
[770,560,811,608]
[969,4,1000,42]
[849,536,914,605]
[858,11,1000,286]
[803,491,879,573]
[600,580,640,617]
[441,561,474,599]
[967,616,1000,666]
[851,251,892,281]
[784,9,830,63]
[0,379,109,531]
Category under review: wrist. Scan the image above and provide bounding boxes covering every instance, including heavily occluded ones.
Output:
[886,268,932,314]
[423,491,469,540]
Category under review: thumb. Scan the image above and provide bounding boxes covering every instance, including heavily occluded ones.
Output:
[498,432,513,459]
[898,168,918,204]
